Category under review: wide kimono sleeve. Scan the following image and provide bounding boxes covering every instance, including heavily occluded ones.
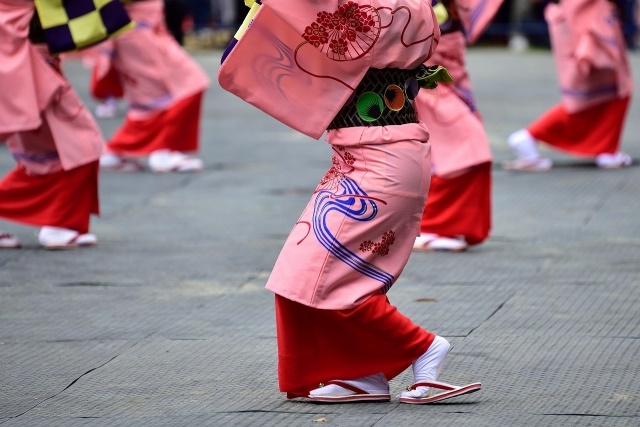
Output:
[0,1,64,138]
[218,0,439,139]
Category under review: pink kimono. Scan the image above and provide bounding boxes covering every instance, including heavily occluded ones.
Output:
[0,0,104,175]
[412,0,500,245]
[526,0,633,157]
[0,0,103,233]
[221,0,440,310]
[546,0,632,113]
[220,0,445,398]
[95,0,210,156]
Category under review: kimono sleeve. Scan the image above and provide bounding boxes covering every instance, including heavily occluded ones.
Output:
[218,2,371,139]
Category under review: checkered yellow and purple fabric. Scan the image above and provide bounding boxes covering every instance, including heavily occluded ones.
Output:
[34,0,134,53]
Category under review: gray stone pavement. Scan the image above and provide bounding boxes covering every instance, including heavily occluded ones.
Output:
[1,48,639,426]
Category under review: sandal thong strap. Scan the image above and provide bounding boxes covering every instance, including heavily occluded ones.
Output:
[324,380,369,395]
[407,380,458,391]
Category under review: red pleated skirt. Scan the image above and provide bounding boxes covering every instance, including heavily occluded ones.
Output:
[527,97,630,156]
[107,91,203,156]
[275,293,434,398]
[0,161,99,233]
[420,162,491,245]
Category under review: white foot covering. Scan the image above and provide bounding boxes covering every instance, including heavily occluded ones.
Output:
[504,129,552,172]
[38,226,97,249]
[0,232,21,249]
[309,373,389,398]
[100,152,144,172]
[595,152,632,169]
[400,335,450,399]
[413,234,467,252]
[94,98,119,119]
[508,129,540,159]
[148,149,204,173]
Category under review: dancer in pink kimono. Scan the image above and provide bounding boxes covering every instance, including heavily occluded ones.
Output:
[0,0,104,249]
[96,0,210,173]
[412,0,502,252]
[219,0,481,403]
[505,0,633,171]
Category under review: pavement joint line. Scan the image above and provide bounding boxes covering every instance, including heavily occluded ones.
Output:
[462,292,516,340]
[2,354,120,423]
[581,172,632,227]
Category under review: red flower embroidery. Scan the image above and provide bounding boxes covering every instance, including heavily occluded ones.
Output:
[301,2,380,60]
[318,148,356,189]
[330,38,349,55]
[319,155,342,185]
[303,22,329,47]
[360,240,374,251]
[360,230,396,256]
[343,152,355,165]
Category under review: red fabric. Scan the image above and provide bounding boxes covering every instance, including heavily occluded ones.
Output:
[275,293,434,398]
[107,91,203,156]
[527,97,630,156]
[0,161,99,233]
[90,65,124,100]
[420,162,491,245]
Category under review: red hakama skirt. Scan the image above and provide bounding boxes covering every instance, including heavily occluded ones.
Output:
[275,293,434,398]
[0,161,99,233]
[527,97,630,156]
[420,162,491,245]
[106,91,203,156]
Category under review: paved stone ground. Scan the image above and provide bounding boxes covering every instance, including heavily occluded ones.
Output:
[1,48,639,427]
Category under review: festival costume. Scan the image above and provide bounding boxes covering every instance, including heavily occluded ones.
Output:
[0,0,106,248]
[506,0,633,171]
[93,0,210,172]
[413,0,502,251]
[219,0,480,402]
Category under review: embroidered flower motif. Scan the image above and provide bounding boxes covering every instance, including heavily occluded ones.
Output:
[343,152,356,165]
[301,2,380,61]
[303,22,329,47]
[330,38,349,55]
[319,155,343,185]
[360,230,396,256]
[360,240,374,252]
[318,148,356,190]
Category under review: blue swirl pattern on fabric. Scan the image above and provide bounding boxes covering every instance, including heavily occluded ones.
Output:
[313,176,395,293]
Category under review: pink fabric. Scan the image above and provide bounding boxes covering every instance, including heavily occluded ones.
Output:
[219,0,440,139]
[0,0,64,136]
[266,123,431,310]
[454,0,504,44]
[414,31,491,176]
[1,2,104,174]
[545,0,633,113]
[95,0,209,119]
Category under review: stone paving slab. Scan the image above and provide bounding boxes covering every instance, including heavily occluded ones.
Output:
[1,48,639,426]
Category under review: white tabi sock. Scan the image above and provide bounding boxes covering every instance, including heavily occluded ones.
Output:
[309,373,389,397]
[508,129,540,160]
[401,335,450,398]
